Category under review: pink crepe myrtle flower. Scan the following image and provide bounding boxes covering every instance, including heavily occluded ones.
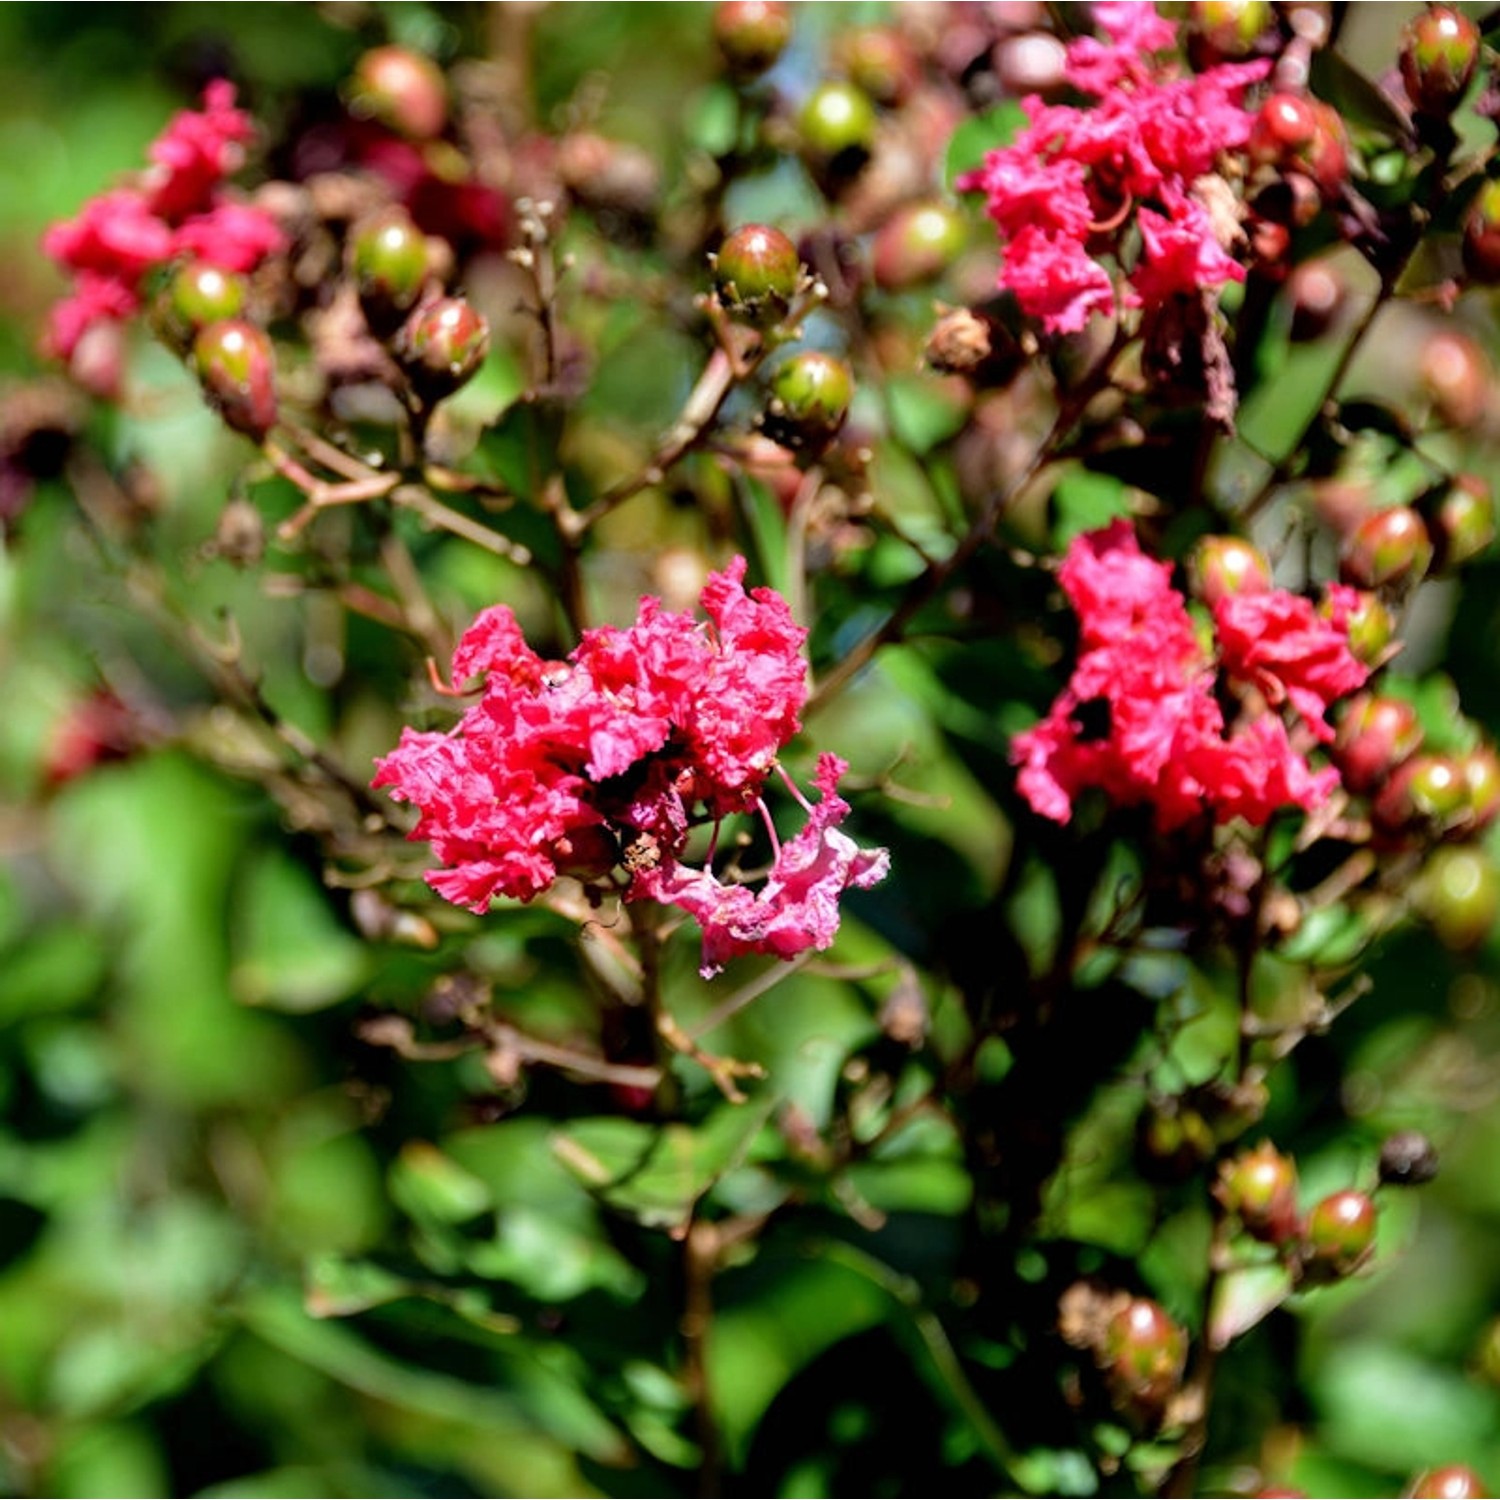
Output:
[1012,522,1365,830]
[956,4,1268,335]
[42,81,284,362]
[373,558,888,977]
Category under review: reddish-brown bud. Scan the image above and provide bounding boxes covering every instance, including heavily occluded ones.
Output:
[401,296,489,403]
[1462,180,1500,284]
[1190,534,1272,606]
[872,201,968,291]
[1341,505,1434,588]
[713,0,792,77]
[1302,1189,1377,1280]
[347,46,448,140]
[1406,1467,1492,1500]
[1400,6,1481,119]
[837,26,921,107]
[713,224,803,323]
[192,319,277,440]
[1419,329,1490,429]
[1379,1129,1440,1187]
[1334,694,1423,796]
[1286,257,1346,341]
[1102,1298,1188,1409]
[1462,745,1500,830]
[1214,1142,1301,1244]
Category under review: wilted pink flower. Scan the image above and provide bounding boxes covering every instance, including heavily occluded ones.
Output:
[1013,522,1362,829]
[374,558,888,976]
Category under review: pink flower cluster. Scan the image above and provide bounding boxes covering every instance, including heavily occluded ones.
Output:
[957,3,1269,334]
[42,81,286,359]
[1014,522,1368,830]
[373,558,889,977]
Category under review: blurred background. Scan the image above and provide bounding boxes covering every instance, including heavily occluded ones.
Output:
[4,5,1500,1498]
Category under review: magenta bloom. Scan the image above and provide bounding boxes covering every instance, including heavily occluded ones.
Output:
[1012,522,1364,830]
[42,81,285,362]
[374,558,888,977]
[957,4,1268,334]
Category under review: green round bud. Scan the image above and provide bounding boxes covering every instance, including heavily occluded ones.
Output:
[798,82,878,180]
[350,208,430,336]
[168,260,248,332]
[1415,845,1500,951]
[713,224,803,322]
[1435,473,1495,570]
[764,350,853,448]
[1190,534,1272,607]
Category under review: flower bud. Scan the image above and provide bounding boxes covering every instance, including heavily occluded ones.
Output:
[349,207,430,338]
[1322,586,1392,666]
[1190,534,1271,606]
[1378,1129,1440,1187]
[1400,6,1481,119]
[1340,505,1434,588]
[1102,1298,1187,1410]
[872,201,968,291]
[165,260,248,341]
[348,46,448,140]
[1462,180,1500,284]
[1434,473,1495,570]
[798,81,878,185]
[712,224,803,323]
[1286,257,1345,341]
[1418,329,1489,429]
[400,296,489,403]
[713,0,792,77]
[1249,94,1347,198]
[1188,0,1274,62]
[193,319,277,440]
[1301,1189,1377,1280]
[1214,1141,1300,1244]
[764,351,853,449]
[1406,1467,1491,1500]
[837,26,921,107]
[1462,745,1500,830]
[1415,845,1499,951]
[1334,694,1422,796]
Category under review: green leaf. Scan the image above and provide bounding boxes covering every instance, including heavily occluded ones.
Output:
[470,396,565,503]
[945,102,1028,190]
[1051,468,1131,547]
[1209,1260,1294,1349]
[389,1141,494,1225]
[1309,49,1410,139]
[552,1098,775,1231]
[884,373,970,456]
[231,848,371,1013]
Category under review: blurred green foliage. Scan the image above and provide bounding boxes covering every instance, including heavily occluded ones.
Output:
[5,4,1500,1499]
